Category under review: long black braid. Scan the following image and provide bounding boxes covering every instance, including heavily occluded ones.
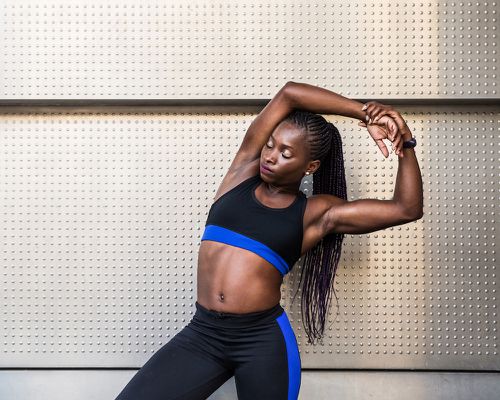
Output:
[284,109,347,345]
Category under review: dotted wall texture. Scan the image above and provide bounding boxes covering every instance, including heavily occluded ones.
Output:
[1,108,497,368]
[0,0,497,99]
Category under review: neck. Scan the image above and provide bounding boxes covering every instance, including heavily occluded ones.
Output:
[262,181,300,196]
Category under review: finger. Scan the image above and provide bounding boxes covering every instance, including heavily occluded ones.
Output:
[365,104,386,124]
[366,110,380,124]
[361,104,369,122]
[362,101,376,111]
[383,119,395,140]
[392,137,400,156]
[375,139,389,158]
[395,137,403,158]
[360,105,370,122]
[389,121,398,138]
[372,109,386,123]
[366,105,380,117]
[386,109,406,129]
[393,135,402,150]
[396,145,403,158]
[363,103,376,116]
[361,103,373,119]
[358,121,367,127]
[375,108,393,125]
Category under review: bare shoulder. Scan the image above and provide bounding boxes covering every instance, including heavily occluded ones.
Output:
[212,159,260,203]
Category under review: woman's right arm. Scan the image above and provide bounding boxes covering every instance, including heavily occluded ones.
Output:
[227,81,295,171]
[210,82,296,202]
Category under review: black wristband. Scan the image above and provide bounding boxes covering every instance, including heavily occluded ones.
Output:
[402,137,417,148]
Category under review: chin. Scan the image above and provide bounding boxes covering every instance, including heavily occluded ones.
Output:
[259,172,270,180]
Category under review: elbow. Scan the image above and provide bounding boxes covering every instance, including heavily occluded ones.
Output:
[396,199,423,222]
[283,81,296,93]
[405,208,424,221]
[414,210,424,220]
[282,81,297,108]
[397,202,423,222]
[284,81,301,91]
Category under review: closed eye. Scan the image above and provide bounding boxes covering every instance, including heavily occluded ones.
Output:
[266,142,292,158]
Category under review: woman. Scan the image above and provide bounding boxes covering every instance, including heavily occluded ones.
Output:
[115,81,423,400]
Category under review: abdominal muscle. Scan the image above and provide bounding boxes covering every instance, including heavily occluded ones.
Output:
[196,240,284,313]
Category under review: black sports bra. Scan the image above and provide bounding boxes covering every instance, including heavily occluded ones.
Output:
[201,174,307,276]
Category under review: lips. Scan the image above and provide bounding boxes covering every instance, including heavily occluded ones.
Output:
[260,164,273,174]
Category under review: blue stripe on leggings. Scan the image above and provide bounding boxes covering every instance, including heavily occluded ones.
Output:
[200,224,289,275]
[276,311,301,400]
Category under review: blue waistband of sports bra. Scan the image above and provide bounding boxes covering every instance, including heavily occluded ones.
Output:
[201,224,289,275]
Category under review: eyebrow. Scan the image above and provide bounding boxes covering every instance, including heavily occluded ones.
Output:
[270,135,294,150]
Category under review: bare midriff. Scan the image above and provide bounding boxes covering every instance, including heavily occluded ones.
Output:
[196,240,284,313]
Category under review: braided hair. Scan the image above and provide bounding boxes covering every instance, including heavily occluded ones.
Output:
[284,109,347,345]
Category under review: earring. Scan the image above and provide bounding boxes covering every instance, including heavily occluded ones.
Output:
[305,171,310,175]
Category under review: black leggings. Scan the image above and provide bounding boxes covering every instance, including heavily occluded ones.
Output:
[115,301,301,400]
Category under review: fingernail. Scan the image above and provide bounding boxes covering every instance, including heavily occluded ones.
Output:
[369,118,372,124]
[365,115,369,121]
[362,104,367,110]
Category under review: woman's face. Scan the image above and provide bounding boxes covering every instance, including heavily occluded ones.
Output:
[260,121,316,183]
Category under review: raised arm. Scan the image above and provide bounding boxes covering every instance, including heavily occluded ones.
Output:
[324,116,423,235]
[285,81,369,122]
[281,82,423,234]
[229,81,371,172]
[210,82,301,202]
[285,81,401,157]
[227,82,295,171]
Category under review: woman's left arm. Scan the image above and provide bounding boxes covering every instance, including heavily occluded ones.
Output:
[284,81,424,234]
[322,106,423,235]
[363,104,423,218]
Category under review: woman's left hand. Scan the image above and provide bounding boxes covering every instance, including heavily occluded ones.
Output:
[358,113,399,158]
[358,101,405,158]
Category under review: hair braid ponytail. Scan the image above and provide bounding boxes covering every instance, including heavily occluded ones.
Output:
[284,110,347,345]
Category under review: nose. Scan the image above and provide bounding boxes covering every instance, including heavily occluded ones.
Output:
[264,148,277,164]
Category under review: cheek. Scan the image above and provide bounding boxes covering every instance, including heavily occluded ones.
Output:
[283,159,298,169]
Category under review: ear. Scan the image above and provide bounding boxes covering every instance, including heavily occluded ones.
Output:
[307,160,321,174]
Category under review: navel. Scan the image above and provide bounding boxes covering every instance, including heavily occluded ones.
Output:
[218,293,225,302]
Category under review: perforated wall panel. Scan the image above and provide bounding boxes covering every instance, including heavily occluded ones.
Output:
[1,106,497,369]
[0,0,498,100]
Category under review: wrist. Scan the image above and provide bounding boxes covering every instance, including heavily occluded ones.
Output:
[402,132,413,141]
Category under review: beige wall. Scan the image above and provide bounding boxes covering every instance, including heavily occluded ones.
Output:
[1,0,498,398]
